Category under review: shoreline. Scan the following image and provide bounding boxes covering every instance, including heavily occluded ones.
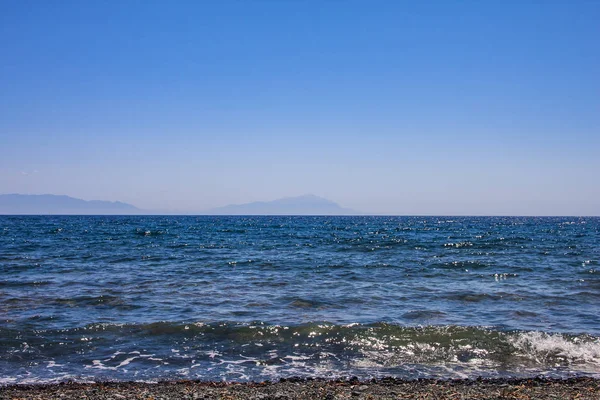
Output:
[2,377,599,399]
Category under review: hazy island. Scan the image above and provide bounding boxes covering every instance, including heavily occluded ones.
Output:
[0,194,140,215]
[206,194,360,215]
[0,194,360,216]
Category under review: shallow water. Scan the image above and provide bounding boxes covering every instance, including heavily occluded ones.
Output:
[1,216,599,383]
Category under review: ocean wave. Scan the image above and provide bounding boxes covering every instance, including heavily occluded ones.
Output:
[2,216,599,383]
[1,323,599,383]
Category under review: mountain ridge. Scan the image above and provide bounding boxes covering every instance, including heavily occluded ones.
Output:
[206,194,360,215]
[0,194,361,215]
[0,194,140,215]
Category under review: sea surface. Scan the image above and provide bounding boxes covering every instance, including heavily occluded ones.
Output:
[1,216,599,384]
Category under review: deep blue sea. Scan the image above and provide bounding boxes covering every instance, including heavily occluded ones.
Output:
[1,216,599,384]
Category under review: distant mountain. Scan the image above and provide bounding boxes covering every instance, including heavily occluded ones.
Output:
[207,194,359,215]
[0,194,140,215]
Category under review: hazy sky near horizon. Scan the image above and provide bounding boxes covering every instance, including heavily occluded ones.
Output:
[1,1,599,215]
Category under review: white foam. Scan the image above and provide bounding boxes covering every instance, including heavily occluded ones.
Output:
[116,357,137,368]
[46,361,64,368]
[88,359,116,370]
[0,376,18,384]
[510,332,600,368]
[206,350,220,359]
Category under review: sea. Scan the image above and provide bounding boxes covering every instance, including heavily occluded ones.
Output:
[1,216,599,384]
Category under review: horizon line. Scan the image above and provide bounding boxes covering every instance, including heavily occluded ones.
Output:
[1,214,598,218]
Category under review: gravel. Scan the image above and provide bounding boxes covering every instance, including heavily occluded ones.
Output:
[2,377,599,399]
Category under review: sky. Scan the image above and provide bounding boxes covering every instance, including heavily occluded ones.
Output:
[0,1,599,215]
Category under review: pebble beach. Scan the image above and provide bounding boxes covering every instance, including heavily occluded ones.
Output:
[2,377,600,400]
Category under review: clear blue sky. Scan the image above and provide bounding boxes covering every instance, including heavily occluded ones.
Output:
[1,1,598,215]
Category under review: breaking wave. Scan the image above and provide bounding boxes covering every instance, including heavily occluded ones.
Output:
[1,323,599,384]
